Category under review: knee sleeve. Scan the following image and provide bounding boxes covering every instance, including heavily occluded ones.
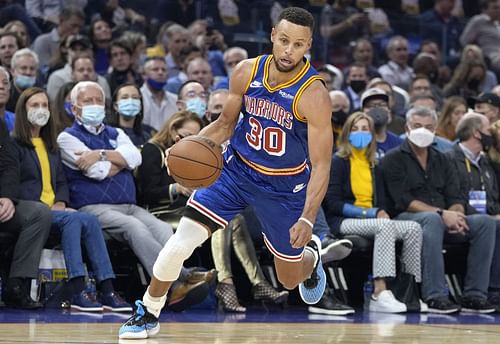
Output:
[152,217,209,282]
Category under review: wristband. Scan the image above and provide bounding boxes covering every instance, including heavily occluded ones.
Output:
[299,217,314,228]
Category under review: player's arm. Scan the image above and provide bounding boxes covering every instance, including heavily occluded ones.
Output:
[198,59,255,145]
[289,80,333,248]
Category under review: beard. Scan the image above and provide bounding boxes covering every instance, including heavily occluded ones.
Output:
[273,56,300,73]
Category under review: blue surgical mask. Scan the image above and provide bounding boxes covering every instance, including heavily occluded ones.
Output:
[80,104,106,126]
[147,78,166,91]
[117,98,141,117]
[349,131,372,149]
[14,75,36,89]
[64,101,74,119]
[185,98,207,118]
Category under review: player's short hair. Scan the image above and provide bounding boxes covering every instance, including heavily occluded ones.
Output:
[277,7,314,32]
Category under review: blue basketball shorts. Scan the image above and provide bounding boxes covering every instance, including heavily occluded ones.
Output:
[187,145,310,262]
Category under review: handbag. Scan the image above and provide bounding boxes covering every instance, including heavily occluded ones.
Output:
[386,271,421,312]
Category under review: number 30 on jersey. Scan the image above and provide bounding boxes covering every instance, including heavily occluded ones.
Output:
[245,117,286,156]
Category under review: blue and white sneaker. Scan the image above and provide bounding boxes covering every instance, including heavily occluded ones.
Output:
[118,300,160,339]
[299,235,326,305]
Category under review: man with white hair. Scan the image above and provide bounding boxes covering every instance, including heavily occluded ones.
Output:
[378,36,414,91]
[214,47,247,89]
[164,24,190,79]
[6,48,39,112]
[0,66,14,132]
[186,57,213,91]
[57,81,212,310]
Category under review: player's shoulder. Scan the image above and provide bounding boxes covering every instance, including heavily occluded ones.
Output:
[229,58,259,92]
[299,77,329,103]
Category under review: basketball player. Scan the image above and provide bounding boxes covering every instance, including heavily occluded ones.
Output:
[120,7,334,339]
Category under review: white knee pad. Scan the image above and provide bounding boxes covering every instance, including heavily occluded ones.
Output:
[153,217,209,282]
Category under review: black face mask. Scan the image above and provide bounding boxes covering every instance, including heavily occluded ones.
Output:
[332,110,349,126]
[480,133,494,151]
[349,80,366,93]
[367,107,389,130]
[467,78,481,89]
[210,112,221,122]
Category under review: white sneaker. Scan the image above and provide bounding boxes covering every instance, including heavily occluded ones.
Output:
[369,290,407,313]
[419,299,429,313]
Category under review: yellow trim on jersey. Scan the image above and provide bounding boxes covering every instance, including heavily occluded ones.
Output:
[292,76,323,123]
[237,152,307,176]
[243,56,262,93]
[262,56,310,92]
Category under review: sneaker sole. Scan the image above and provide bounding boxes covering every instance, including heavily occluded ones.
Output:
[321,240,353,263]
[428,307,460,314]
[299,236,326,305]
[461,307,496,314]
[119,329,148,339]
[308,306,355,315]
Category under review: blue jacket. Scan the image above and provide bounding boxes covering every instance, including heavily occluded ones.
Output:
[13,139,69,205]
[323,154,386,234]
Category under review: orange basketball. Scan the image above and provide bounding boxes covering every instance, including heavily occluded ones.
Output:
[167,136,223,189]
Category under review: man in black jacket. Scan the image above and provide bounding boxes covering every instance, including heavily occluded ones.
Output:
[0,118,51,308]
[447,112,500,311]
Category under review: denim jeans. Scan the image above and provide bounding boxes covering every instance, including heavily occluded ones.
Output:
[51,211,115,282]
[396,212,495,301]
[313,207,331,241]
[491,221,500,291]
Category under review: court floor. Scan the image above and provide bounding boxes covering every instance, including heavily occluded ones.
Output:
[0,307,499,344]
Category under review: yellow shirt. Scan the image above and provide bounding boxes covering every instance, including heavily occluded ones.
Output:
[349,148,373,208]
[32,138,55,207]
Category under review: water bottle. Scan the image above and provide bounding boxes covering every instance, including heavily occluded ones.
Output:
[363,274,374,311]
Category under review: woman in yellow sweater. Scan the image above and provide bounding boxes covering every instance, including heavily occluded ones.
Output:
[323,112,423,313]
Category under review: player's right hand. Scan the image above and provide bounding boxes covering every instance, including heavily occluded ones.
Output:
[289,221,312,249]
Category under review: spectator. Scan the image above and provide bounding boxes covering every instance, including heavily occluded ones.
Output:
[409,75,432,98]
[88,18,112,76]
[410,94,439,112]
[471,93,500,124]
[189,20,226,79]
[419,40,451,88]
[214,46,247,90]
[32,7,84,69]
[460,0,500,72]
[443,59,487,99]
[105,39,143,95]
[176,80,208,120]
[140,57,178,131]
[119,31,147,72]
[3,20,30,47]
[164,24,190,79]
[378,36,414,91]
[26,0,86,30]
[12,87,131,313]
[323,111,422,313]
[488,119,500,191]
[343,63,368,112]
[46,35,110,101]
[361,88,403,160]
[0,32,21,70]
[186,57,214,92]
[447,112,500,312]
[57,81,213,309]
[330,90,350,145]
[419,0,463,65]
[0,66,14,132]
[0,116,51,309]
[46,34,72,77]
[411,58,445,106]
[145,22,171,58]
[165,45,203,94]
[71,56,111,100]
[436,95,467,141]
[381,106,496,313]
[204,89,227,127]
[347,38,381,79]
[6,48,39,113]
[111,83,153,147]
[366,78,406,135]
[52,81,77,135]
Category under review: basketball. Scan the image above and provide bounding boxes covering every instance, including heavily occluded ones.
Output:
[167,136,223,189]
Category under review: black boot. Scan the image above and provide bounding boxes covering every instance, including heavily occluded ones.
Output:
[3,278,43,309]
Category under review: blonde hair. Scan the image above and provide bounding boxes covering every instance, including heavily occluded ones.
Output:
[150,110,203,149]
[336,111,377,166]
[489,120,500,163]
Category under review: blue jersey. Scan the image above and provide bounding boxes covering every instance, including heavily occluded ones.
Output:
[230,55,322,176]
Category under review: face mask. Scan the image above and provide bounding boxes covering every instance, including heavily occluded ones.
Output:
[64,101,74,119]
[408,127,435,148]
[117,98,141,117]
[185,98,207,118]
[332,110,349,126]
[480,133,493,151]
[27,107,50,127]
[467,78,481,89]
[210,112,221,122]
[349,131,372,149]
[367,107,389,130]
[147,78,166,91]
[15,75,36,89]
[349,80,366,93]
[79,104,105,126]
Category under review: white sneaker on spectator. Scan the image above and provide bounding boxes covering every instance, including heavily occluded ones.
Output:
[369,290,407,313]
[420,299,429,313]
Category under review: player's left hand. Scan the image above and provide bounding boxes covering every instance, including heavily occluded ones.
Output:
[289,221,312,249]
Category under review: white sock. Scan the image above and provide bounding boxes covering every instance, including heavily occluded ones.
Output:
[142,287,167,318]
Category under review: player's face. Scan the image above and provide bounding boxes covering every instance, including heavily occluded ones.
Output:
[271,20,312,73]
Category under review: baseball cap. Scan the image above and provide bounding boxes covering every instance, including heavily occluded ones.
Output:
[67,35,92,49]
[361,88,389,108]
[468,93,500,109]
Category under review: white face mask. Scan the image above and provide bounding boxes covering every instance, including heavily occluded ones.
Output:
[408,127,435,148]
[27,107,50,127]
